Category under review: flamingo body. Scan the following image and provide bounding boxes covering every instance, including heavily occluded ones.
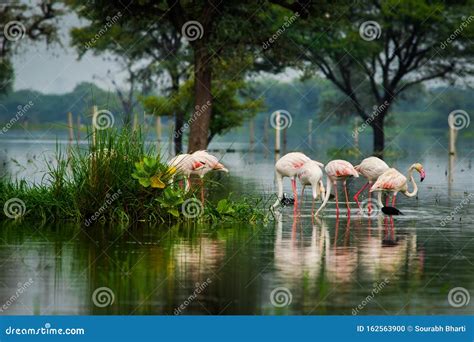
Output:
[298,160,325,216]
[353,156,389,211]
[316,160,358,216]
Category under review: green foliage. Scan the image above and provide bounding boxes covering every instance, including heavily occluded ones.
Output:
[155,187,185,218]
[132,156,174,188]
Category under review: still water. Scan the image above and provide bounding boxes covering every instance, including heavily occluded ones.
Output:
[0,133,473,315]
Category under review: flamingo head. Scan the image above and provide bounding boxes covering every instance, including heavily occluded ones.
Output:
[213,162,229,173]
[413,163,425,182]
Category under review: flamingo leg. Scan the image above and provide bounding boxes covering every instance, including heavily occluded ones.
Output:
[334,181,339,217]
[392,193,397,207]
[300,185,305,210]
[200,177,205,204]
[343,180,351,216]
[291,178,298,208]
[385,193,390,207]
[311,197,315,218]
[368,189,372,215]
[353,182,369,209]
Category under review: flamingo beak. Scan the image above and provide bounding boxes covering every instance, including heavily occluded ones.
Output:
[214,163,228,173]
[420,169,426,182]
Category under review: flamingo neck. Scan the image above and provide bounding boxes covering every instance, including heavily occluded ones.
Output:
[404,166,418,197]
[272,173,284,208]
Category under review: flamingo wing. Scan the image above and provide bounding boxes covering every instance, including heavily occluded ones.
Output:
[370,168,406,192]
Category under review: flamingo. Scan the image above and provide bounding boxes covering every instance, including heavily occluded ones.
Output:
[272,152,317,210]
[370,163,425,208]
[190,150,228,202]
[168,153,205,191]
[298,160,326,216]
[353,156,389,213]
[316,160,359,217]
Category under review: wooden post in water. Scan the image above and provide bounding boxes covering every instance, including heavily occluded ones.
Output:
[133,112,139,132]
[308,119,313,146]
[282,126,287,154]
[249,119,255,151]
[448,113,457,186]
[92,105,98,146]
[168,121,174,157]
[353,118,359,148]
[76,115,81,141]
[274,111,281,160]
[156,116,162,151]
[67,112,74,144]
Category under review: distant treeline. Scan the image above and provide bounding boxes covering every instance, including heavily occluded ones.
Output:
[0,79,472,134]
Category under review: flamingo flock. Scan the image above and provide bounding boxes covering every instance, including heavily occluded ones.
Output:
[167,150,425,218]
[272,152,425,217]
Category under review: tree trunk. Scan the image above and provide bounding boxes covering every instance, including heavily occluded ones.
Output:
[171,75,184,154]
[372,116,385,159]
[187,45,212,153]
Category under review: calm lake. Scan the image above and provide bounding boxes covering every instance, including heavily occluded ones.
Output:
[0,131,473,315]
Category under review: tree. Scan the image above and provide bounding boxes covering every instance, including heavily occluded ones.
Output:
[284,0,474,157]
[0,0,61,95]
[142,77,263,144]
[67,0,302,152]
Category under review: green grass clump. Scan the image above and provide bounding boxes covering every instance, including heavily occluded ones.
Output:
[0,128,267,225]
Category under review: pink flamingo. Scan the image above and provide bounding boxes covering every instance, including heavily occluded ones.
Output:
[353,157,389,212]
[316,160,359,217]
[298,160,326,216]
[168,153,205,191]
[168,151,228,202]
[191,150,228,202]
[370,163,425,207]
[272,152,316,210]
